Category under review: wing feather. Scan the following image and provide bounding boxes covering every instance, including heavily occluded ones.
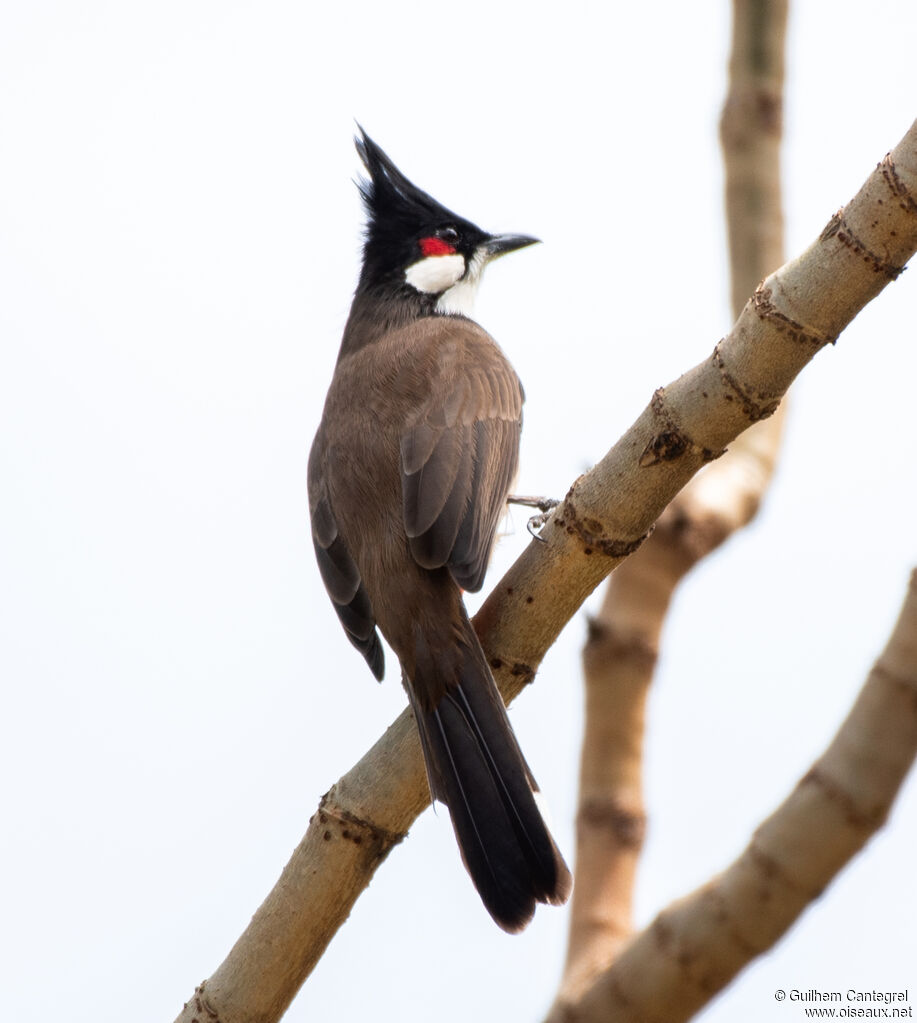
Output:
[408,423,474,569]
[309,491,385,680]
[399,328,523,591]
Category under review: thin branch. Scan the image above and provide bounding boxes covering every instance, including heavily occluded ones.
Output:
[174,120,917,1023]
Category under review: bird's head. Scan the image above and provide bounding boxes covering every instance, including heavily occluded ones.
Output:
[354,128,538,316]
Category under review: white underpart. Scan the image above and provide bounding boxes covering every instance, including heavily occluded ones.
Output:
[435,247,487,317]
[404,252,466,295]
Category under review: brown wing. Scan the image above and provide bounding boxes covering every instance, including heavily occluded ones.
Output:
[400,334,524,593]
[308,446,385,680]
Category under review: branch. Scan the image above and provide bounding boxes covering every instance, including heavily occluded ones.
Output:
[546,569,917,1023]
[174,120,917,1023]
[553,0,789,1003]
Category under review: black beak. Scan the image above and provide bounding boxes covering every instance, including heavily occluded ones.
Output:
[482,233,541,260]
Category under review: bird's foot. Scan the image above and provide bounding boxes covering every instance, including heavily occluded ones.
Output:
[507,494,560,513]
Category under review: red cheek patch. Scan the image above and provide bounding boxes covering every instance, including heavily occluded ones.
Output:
[419,236,456,256]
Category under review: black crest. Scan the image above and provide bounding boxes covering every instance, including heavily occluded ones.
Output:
[354,127,485,289]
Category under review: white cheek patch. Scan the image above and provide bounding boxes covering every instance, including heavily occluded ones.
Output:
[404,253,466,294]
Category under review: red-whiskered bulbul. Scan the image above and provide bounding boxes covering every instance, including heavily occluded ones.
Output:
[308,129,572,932]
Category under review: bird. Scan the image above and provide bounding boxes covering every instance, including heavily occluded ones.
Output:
[308,128,571,932]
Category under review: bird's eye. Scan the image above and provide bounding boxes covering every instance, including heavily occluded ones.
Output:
[437,226,459,243]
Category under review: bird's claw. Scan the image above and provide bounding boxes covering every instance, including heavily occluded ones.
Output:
[526,511,553,542]
[507,495,560,544]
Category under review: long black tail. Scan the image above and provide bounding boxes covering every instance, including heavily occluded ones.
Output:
[408,615,572,932]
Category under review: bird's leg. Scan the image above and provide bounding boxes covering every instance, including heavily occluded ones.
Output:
[507,494,559,513]
[507,494,559,544]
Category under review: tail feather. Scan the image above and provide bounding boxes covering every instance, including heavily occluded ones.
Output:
[409,620,572,932]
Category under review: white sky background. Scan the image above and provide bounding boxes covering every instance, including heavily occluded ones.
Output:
[2,2,916,1020]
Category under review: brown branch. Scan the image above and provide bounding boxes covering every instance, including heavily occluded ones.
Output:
[174,119,917,1023]
[721,0,787,312]
[553,0,790,1005]
[544,569,917,1023]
